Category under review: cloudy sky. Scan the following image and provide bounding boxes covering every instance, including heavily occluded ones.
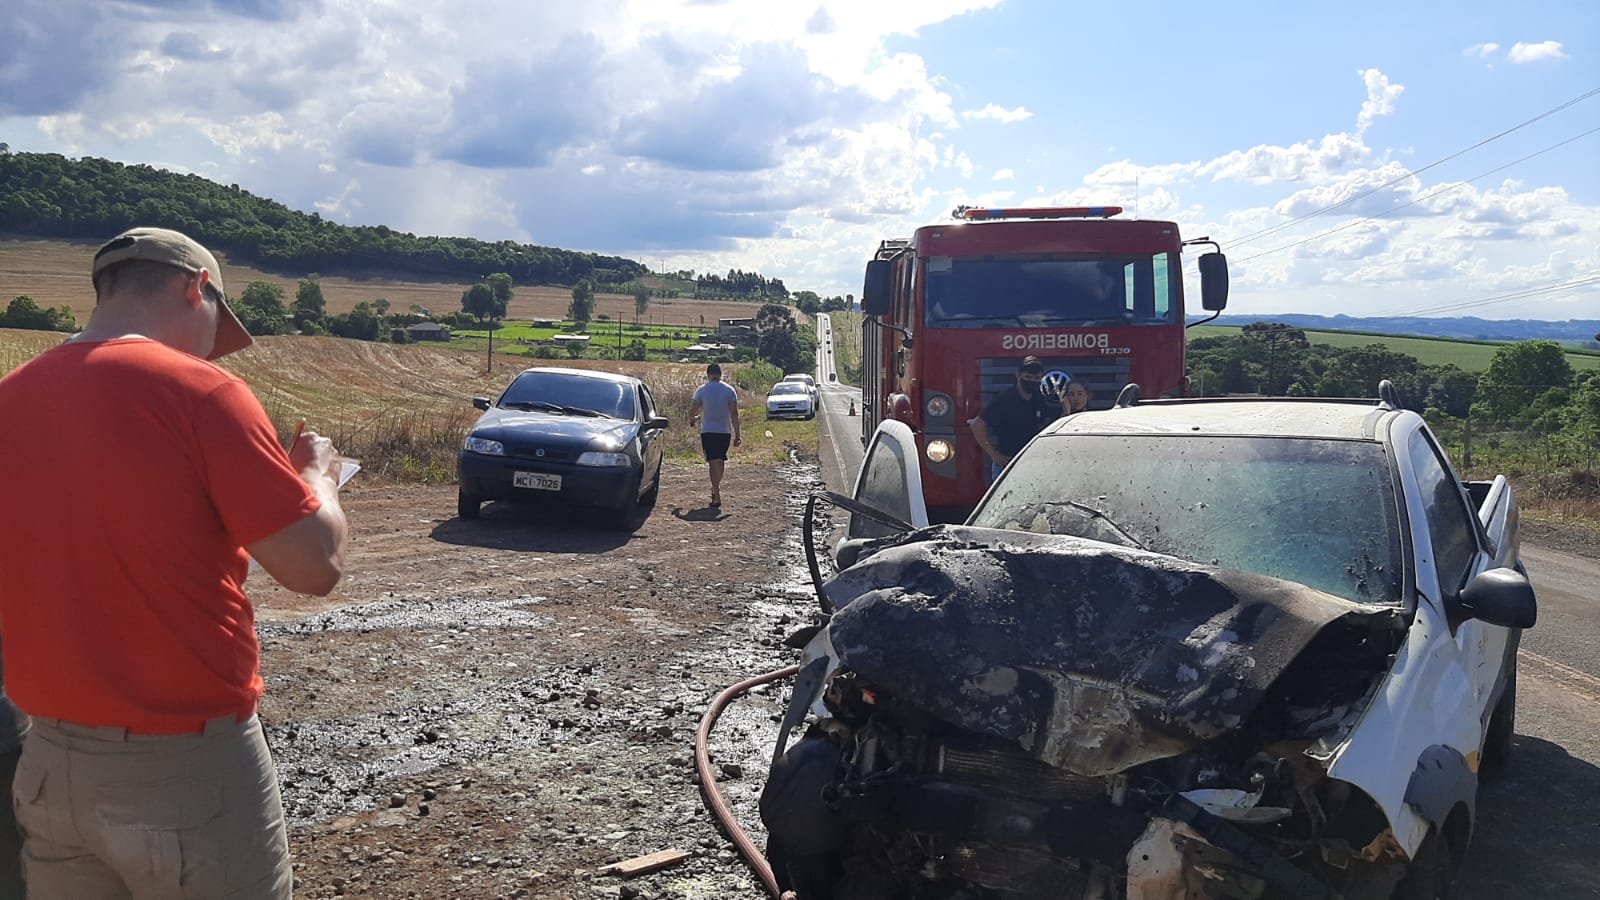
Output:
[3,0,1597,320]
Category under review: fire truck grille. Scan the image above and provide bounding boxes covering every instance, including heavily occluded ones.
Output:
[979,356,1133,411]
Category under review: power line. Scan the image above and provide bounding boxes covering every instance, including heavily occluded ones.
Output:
[1225,85,1600,250]
[1391,275,1600,318]
[1230,126,1600,266]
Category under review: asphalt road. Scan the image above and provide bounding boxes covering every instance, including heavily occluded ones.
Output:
[807,320,1600,896]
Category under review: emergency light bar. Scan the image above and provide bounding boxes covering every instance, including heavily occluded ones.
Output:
[955,206,1124,220]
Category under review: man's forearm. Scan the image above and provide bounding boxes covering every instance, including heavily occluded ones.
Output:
[971,419,1001,461]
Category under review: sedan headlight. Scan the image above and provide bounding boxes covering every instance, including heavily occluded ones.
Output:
[576,451,631,467]
[464,436,505,455]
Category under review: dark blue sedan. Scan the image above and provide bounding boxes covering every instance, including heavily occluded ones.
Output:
[457,367,669,529]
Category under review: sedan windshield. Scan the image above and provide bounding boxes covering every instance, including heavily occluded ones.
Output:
[971,434,1403,605]
[499,372,635,419]
[924,252,1177,327]
[770,383,809,396]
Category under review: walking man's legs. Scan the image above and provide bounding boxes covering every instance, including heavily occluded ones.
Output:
[700,432,731,506]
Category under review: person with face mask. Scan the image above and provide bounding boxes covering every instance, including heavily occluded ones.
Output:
[970,356,1053,481]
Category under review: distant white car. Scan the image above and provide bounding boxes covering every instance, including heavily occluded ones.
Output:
[781,373,817,398]
[765,381,816,420]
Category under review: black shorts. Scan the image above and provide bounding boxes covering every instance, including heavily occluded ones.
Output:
[701,432,732,461]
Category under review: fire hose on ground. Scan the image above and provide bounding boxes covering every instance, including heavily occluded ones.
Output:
[696,496,874,899]
[696,664,801,900]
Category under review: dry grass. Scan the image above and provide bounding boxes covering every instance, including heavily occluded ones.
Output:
[0,236,769,327]
[0,329,807,480]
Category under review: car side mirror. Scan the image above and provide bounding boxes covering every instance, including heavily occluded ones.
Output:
[647,416,670,430]
[472,397,492,411]
[1456,567,1536,629]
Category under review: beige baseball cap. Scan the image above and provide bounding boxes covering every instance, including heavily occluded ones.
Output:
[92,227,253,360]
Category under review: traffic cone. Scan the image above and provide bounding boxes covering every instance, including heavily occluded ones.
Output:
[848,399,857,416]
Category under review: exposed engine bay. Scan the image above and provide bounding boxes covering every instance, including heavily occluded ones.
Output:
[761,526,1422,900]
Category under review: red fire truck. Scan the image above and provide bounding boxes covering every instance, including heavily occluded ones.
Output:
[858,205,1229,522]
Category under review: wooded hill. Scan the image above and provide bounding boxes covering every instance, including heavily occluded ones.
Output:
[0,150,649,287]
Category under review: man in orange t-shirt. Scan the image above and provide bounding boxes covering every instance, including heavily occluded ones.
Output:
[0,227,350,899]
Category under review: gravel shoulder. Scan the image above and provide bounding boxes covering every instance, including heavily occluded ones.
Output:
[1521,517,1600,561]
[250,457,827,899]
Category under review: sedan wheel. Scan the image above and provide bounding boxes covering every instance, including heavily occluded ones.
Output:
[605,473,649,531]
[457,489,483,520]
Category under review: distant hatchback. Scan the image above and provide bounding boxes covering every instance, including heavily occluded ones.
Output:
[781,373,818,398]
[766,381,816,420]
[457,367,669,529]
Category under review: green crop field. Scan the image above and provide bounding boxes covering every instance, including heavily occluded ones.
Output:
[452,320,700,349]
[1189,325,1600,373]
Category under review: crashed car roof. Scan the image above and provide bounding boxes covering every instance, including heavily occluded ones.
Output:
[1046,397,1395,441]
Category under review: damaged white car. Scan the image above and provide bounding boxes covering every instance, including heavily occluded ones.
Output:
[761,383,1534,900]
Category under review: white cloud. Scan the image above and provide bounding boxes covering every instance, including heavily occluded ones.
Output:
[1507,41,1567,63]
[2,3,1594,314]
[960,103,1032,123]
[1355,68,1403,134]
[1203,132,1374,184]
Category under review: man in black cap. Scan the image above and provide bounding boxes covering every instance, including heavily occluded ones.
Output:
[971,355,1054,480]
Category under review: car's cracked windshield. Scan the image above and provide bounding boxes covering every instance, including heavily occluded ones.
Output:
[971,433,1404,604]
[498,372,634,419]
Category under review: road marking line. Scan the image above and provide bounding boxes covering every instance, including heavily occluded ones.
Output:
[1521,650,1600,703]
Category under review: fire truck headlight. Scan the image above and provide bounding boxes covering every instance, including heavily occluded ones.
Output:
[926,439,954,464]
[925,395,951,417]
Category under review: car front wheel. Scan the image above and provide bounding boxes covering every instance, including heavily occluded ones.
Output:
[605,472,649,531]
[458,489,483,520]
[1392,828,1455,900]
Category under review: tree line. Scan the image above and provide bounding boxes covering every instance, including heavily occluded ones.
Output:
[1191,324,1598,469]
[0,150,646,287]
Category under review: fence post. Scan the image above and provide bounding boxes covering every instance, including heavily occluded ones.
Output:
[1463,414,1472,469]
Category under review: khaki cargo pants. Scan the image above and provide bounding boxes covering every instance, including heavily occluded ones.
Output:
[12,714,291,899]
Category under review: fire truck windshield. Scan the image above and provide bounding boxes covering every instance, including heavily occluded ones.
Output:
[923,252,1178,328]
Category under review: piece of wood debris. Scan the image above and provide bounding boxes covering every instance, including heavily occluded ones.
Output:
[599,849,691,878]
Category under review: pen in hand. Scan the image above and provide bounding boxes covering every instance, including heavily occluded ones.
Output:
[287,419,305,452]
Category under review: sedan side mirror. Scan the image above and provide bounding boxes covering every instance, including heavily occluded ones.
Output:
[1456,567,1536,629]
[472,397,492,411]
[646,416,670,430]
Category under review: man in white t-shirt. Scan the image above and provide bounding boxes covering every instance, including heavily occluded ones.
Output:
[688,363,741,507]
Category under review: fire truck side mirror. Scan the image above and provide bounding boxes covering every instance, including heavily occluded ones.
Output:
[862,260,893,317]
[1198,252,1229,312]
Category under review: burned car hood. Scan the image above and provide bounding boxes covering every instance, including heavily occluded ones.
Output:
[823,525,1395,776]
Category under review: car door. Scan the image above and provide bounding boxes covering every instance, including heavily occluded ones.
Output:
[637,384,663,485]
[832,421,929,567]
[1409,427,1507,721]
[1325,422,1493,859]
